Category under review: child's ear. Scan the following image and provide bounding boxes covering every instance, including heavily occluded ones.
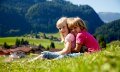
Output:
[80,26,84,30]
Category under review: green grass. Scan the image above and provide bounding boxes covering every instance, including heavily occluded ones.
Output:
[46,32,60,38]
[0,37,64,48]
[0,41,120,72]
[0,37,19,45]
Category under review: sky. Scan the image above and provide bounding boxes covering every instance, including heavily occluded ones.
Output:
[66,0,120,13]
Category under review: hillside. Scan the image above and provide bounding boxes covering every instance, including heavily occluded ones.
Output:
[0,41,120,72]
[0,0,103,36]
[98,12,120,23]
[95,19,120,43]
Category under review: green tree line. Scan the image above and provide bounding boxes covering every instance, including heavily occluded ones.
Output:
[0,0,103,36]
[95,19,120,43]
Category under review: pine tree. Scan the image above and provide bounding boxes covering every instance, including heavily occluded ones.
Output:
[98,36,106,49]
[3,42,10,49]
[15,39,20,47]
[50,42,55,48]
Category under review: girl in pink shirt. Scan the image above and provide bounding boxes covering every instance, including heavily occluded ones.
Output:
[67,17,101,53]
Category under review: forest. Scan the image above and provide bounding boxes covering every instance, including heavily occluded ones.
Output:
[0,0,103,36]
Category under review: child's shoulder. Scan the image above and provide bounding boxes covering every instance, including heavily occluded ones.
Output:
[76,32,87,38]
[65,33,75,41]
[77,32,84,36]
[67,33,75,38]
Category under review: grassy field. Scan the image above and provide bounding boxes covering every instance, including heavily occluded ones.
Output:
[46,32,60,38]
[0,37,64,48]
[0,41,120,72]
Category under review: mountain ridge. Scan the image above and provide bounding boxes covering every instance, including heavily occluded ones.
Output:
[98,12,120,23]
[0,0,104,36]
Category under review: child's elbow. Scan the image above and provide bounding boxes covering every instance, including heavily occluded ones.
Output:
[75,49,80,52]
[65,49,71,54]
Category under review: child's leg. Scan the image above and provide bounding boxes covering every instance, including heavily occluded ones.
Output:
[67,52,83,57]
[28,51,52,62]
[42,51,60,59]
[28,51,61,62]
[28,54,44,62]
[54,55,65,60]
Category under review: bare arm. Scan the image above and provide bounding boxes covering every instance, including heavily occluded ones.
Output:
[56,42,71,55]
[71,43,82,53]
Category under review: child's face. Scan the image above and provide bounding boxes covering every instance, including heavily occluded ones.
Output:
[70,25,81,36]
[57,24,69,35]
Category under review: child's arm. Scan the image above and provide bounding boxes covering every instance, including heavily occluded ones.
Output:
[56,42,71,55]
[71,43,82,53]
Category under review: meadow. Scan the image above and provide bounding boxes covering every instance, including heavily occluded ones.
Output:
[0,40,120,72]
[0,35,64,49]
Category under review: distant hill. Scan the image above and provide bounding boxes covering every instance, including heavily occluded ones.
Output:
[0,0,103,36]
[95,19,120,43]
[98,12,120,23]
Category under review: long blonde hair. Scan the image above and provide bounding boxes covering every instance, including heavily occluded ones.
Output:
[67,17,87,31]
[56,17,68,42]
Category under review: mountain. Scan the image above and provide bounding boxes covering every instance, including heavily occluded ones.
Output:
[95,19,120,43]
[0,0,104,36]
[98,12,120,23]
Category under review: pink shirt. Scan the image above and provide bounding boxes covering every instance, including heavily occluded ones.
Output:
[65,33,75,49]
[76,30,100,53]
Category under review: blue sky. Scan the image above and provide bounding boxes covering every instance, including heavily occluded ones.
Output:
[66,0,120,13]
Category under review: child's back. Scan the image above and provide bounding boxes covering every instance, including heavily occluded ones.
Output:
[76,30,100,52]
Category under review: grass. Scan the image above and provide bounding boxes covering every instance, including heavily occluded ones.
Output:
[46,32,60,38]
[0,41,120,72]
[0,37,19,45]
[0,37,64,48]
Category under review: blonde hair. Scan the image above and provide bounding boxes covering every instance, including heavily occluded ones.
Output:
[56,17,68,42]
[67,17,87,30]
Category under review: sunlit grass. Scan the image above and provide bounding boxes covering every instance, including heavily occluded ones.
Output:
[0,37,64,48]
[0,41,120,72]
[46,32,60,38]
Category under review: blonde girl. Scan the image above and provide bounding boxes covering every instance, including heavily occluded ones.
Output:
[28,17,75,61]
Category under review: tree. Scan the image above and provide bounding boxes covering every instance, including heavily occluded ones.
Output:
[23,40,29,45]
[42,33,47,39]
[34,0,46,3]
[0,0,103,36]
[38,44,44,48]
[15,39,20,47]
[21,38,24,45]
[3,42,10,49]
[50,42,55,48]
[98,36,106,49]
[95,19,120,43]
[35,34,39,38]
